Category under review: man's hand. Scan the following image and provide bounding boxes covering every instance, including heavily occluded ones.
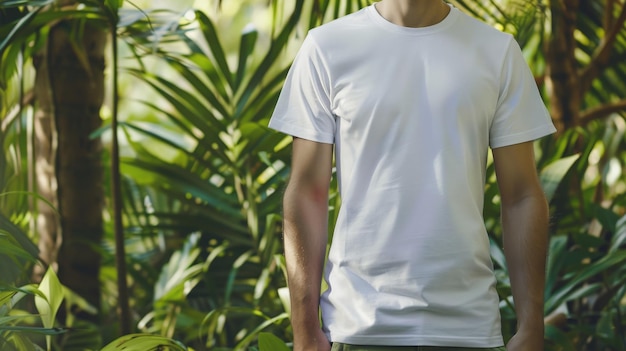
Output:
[506,328,544,351]
[293,328,331,351]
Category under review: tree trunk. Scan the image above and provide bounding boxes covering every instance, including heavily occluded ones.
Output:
[33,5,107,323]
[54,23,107,322]
[32,42,61,283]
[545,0,580,132]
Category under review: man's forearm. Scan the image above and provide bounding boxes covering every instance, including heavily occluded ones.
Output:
[502,192,549,333]
[283,182,329,345]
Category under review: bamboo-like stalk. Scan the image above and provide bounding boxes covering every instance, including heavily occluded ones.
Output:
[110,19,132,335]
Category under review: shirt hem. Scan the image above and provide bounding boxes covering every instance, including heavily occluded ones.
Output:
[268,119,335,144]
[328,333,504,348]
[490,123,556,149]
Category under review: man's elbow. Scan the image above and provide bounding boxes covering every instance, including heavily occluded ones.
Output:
[284,177,330,206]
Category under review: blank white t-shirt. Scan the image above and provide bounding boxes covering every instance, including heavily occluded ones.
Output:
[269,3,556,348]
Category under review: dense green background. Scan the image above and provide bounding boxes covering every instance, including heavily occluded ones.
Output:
[1,0,625,350]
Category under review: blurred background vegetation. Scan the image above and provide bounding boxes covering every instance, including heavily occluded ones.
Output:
[0,0,625,350]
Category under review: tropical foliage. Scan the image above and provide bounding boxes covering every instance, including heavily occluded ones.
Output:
[0,0,625,351]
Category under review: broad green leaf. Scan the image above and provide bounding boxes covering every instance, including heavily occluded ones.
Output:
[259,331,292,351]
[100,333,187,351]
[539,154,580,202]
[233,313,289,350]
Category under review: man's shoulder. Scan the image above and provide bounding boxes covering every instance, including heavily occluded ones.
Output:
[307,6,372,44]
[453,8,514,45]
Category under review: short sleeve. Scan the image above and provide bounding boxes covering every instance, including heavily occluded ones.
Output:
[268,33,336,144]
[489,38,556,148]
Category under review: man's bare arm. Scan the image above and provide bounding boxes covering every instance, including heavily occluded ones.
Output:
[283,137,333,351]
[493,141,548,351]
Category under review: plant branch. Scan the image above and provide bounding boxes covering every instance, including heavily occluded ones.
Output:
[580,99,626,125]
[579,2,626,94]
[604,0,615,31]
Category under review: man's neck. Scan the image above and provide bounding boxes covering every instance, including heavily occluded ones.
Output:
[374,0,450,28]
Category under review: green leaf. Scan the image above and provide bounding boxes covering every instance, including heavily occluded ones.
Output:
[235,26,258,91]
[154,233,203,302]
[163,58,230,119]
[258,332,290,351]
[195,11,233,89]
[590,203,620,233]
[233,313,289,350]
[0,211,39,284]
[545,324,576,350]
[611,215,626,252]
[104,0,124,12]
[539,154,580,202]
[34,267,64,351]
[235,0,305,118]
[100,333,187,351]
[0,325,67,335]
[545,250,626,313]
[489,237,507,271]
[0,232,37,262]
[0,290,17,309]
[0,0,53,6]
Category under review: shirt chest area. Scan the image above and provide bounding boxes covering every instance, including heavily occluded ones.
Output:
[326,43,500,132]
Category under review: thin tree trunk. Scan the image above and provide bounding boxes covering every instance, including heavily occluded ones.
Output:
[110,23,132,335]
[51,22,107,322]
[32,28,61,284]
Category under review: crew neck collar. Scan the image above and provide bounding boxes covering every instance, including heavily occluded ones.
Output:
[366,3,458,35]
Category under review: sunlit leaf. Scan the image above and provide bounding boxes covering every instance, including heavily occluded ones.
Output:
[612,215,626,252]
[195,10,233,88]
[100,333,187,351]
[235,26,258,91]
[539,154,580,202]
[34,267,64,350]
[258,332,291,351]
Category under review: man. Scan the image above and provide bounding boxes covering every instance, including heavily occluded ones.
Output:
[269,1,556,350]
